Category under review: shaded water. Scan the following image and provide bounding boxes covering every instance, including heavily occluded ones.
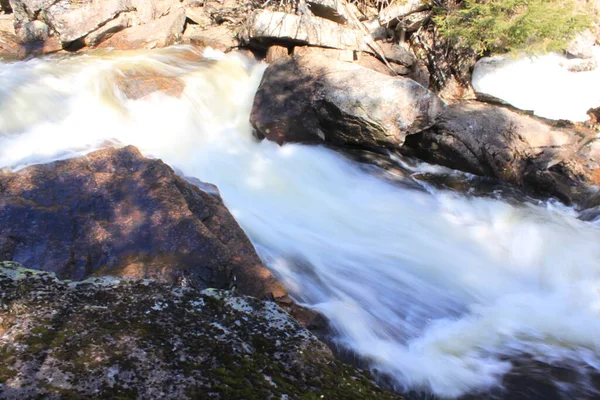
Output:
[2,47,600,399]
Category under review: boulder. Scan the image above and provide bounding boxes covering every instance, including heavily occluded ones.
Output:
[97,9,186,50]
[0,262,402,399]
[116,75,186,100]
[250,55,444,148]
[239,10,365,50]
[8,0,182,49]
[183,24,238,52]
[376,41,415,66]
[83,12,135,47]
[185,6,212,26]
[0,146,285,299]
[403,102,600,206]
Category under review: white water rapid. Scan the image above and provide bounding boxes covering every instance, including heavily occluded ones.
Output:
[2,47,600,399]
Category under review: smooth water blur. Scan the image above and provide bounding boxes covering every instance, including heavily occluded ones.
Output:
[2,47,600,398]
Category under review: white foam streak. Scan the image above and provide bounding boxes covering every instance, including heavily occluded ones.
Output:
[2,48,600,397]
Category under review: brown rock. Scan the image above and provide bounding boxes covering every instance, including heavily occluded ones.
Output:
[185,6,212,26]
[251,55,444,149]
[0,146,285,299]
[116,75,185,100]
[183,24,238,52]
[266,44,289,63]
[293,45,354,62]
[83,12,135,47]
[98,9,186,50]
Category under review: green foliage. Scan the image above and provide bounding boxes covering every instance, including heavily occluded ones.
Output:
[434,0,593,55]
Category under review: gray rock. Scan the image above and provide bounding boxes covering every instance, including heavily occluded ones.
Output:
[566,29,597,59]
[8,0,182,46]
[239,10,365,50]
[403,102,600,206]
[0,262,402,400]
[250,55,445,149]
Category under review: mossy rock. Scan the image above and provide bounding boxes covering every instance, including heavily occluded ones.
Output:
[0,263,401,399]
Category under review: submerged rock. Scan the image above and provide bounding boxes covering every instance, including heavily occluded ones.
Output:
[250,55,444,149]
[403,102,600,207]
[0,146,285,300]
[0,262,401,399]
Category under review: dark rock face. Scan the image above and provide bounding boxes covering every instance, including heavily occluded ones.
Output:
[0,146,285,299]
[0,262,402,400]
[251,55,444,149]
[403,102,600,207]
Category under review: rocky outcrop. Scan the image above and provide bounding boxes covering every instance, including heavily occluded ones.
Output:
[0,262,401,400]
[0,146,285,300]
[251,55,444,148]
[5,0,189,54]
[240,10,365,50]
[403,102,600,206]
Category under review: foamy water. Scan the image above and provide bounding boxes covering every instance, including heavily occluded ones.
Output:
[472,48,600,122]
[2,47,600,398]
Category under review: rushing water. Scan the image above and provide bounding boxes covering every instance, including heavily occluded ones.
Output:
[2,47,600,399]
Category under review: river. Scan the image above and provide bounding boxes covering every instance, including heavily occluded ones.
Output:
[2,46,600,399]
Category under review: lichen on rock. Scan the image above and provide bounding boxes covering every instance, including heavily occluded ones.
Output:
[0,262,402,399]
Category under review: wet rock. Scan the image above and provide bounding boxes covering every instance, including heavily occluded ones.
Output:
[0,146,285,299]
[116,75,185,100]
[403,102,600,206]
[0,262,402,400]
[250,54,445,149]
